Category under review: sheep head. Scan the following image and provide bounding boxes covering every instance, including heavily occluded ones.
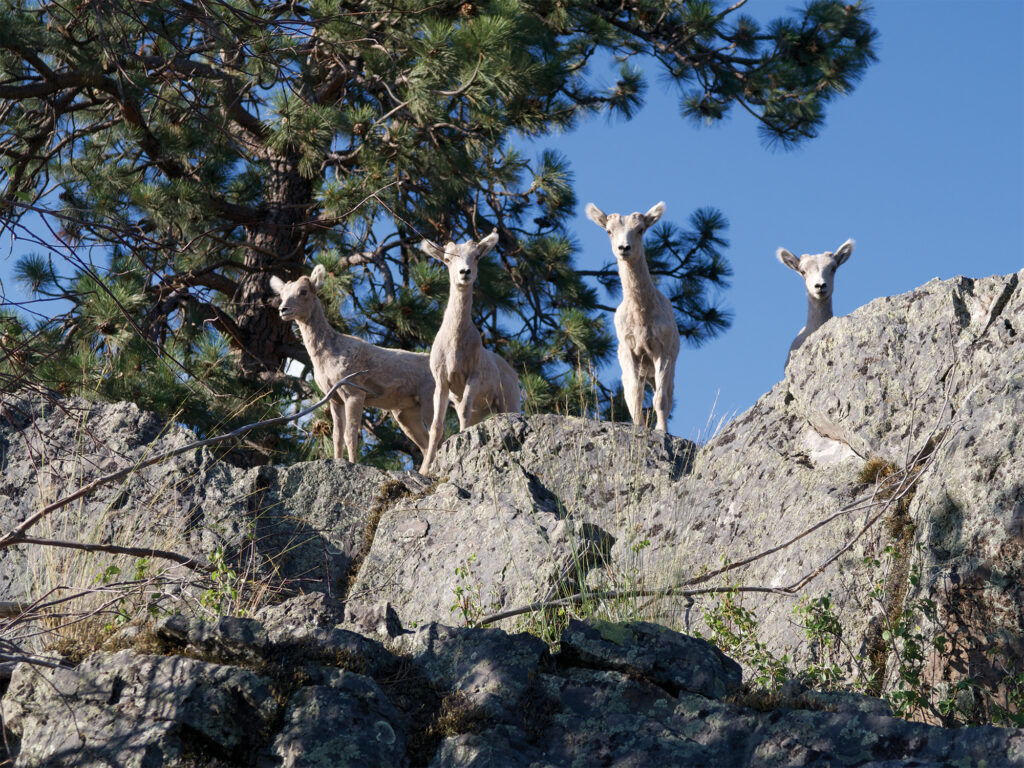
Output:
[419,231,499,289]
[586,201,665,263]
[777,239,855,302]
[270,264,326,322]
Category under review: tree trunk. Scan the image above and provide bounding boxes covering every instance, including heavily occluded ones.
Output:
[234,151,313,379]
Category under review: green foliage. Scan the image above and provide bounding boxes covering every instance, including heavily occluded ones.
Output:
[793,593,847,692]
[201,547,241,617]
[702,586,790,690]
[990,674,1024,728]
[450,553,491,627]
[0,0,877,464]
[90,557,167,633]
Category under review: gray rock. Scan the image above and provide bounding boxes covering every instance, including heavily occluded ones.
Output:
[4,271,1024,765]
[432,673,1024,768]
[428,725,539,768]
[346,457,607,632]
[0,394,391,608]
[198,458,388,595]
[391,622,549,724]
[157,613,271,662]
[269,669,406,768]
[254,591,347,642]
[157,606,396,679]
[340,599,405,639]
[787,272,1020,464]
[0,395,208,603]
[558,618,742,699]
[3,649,279,767]
[346,416,686,632]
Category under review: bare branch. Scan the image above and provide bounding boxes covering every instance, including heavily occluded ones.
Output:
[14,536,208,572]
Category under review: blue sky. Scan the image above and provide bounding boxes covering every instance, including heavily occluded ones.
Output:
[539,0,1024,439]
[2,1,1022,444]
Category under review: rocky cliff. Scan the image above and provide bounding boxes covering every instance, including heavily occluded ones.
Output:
[349,270,1024,704]
[1,270,1022,764]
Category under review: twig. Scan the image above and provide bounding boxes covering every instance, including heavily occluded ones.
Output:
[434,53,484,97]
[13,536,208,572]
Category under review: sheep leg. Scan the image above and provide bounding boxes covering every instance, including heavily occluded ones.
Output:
[343,394,364,463]
[653,354,676,433]
[419,384,436,437]
[393,407,431,455]
[457,374,478,429]
[421,376,450,474]
[329,396,347,460]
[618,347,644,426]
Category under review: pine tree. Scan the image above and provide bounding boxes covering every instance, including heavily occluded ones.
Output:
[0,0,877,465]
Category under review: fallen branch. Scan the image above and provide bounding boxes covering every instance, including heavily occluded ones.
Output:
[13,536,208,572]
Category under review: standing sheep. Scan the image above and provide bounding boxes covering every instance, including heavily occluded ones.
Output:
[270,265,436,462]
[418,231,521,473]
[777,239,855,366]
[586,201,680,433]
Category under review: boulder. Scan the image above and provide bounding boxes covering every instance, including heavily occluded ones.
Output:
[0,395,391,604]
[558,618,741,699]
[391,622,549,724]
[3,649,280,767]
[270,670,407,768]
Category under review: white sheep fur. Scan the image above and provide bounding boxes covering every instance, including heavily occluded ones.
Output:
[777,238,855,367]
[418,231,521,473]
[270,264,436,462]
[585,201,680,433]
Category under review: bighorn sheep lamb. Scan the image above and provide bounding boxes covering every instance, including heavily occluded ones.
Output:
[418,231,521,473]
[270,265,435,462]
[777,239,855,366]
[586,201,680,433]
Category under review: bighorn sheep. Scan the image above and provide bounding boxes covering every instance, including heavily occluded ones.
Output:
[418,231,521,473]
[586,201,680,433]
[777,239,855,366]
[270,265,436,462]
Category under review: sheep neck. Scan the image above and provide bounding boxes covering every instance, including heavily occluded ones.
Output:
[806,294,833,334]
[441,280,476,335]
[617,248,658,310]
[293,298,344,363]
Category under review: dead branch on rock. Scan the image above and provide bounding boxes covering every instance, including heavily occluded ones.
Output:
[13,536,208,571]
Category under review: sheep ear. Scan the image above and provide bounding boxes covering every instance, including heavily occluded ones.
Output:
[834,239,855,267]
[310,264,326,289]
[269,276,286,295]
[476,230,499,258]
[777,248,802,273]
[585,203,607,228]
[419,240,447,263]
[643,201,666,228]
